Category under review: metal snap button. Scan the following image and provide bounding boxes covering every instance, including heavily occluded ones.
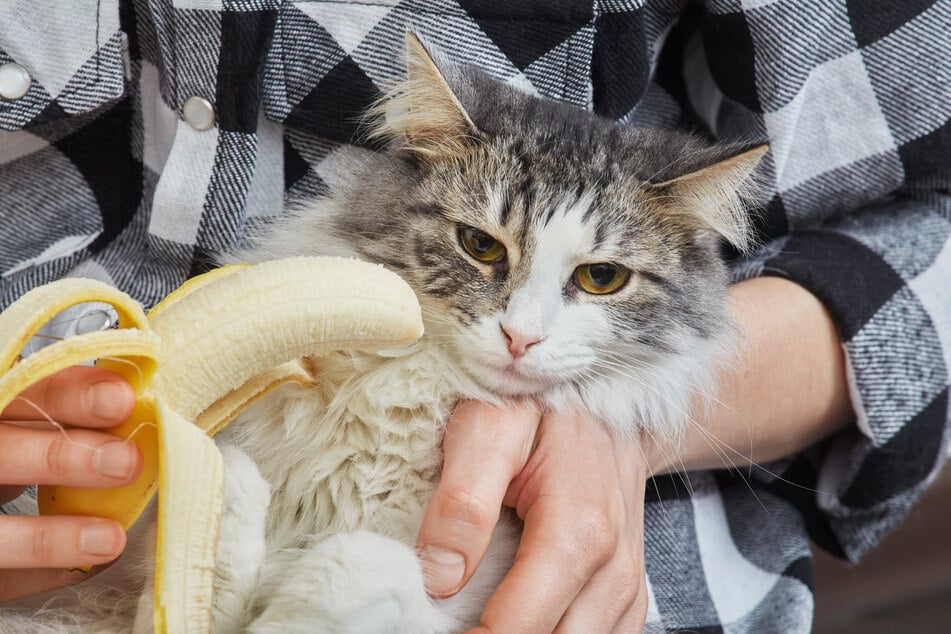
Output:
[0,63,32,100]
[76,309,114,335]
[182,95,216,131]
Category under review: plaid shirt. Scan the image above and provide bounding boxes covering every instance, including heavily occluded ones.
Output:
[1,1,949,631]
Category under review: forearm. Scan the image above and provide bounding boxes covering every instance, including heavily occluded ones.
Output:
[652,276,855,475]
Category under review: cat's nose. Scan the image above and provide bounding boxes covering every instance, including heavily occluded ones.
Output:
[501,326,541,360]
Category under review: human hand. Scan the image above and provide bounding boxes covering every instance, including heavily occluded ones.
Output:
[0,366,140,602]
[416,400,651,632]
[414,277,856,632]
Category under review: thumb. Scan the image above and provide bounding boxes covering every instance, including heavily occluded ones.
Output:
[416,400,538,597]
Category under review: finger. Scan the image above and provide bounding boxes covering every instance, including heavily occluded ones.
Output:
[478,409,638,633]
[0,515,126,569]
[554,539,644,633]
[614,588,649,633]
[476,494,607,633]
[0,424,142,487]
[0,566,105,602]
[416,400,539,597]
[556,473,647,632]
[1,366,135,428]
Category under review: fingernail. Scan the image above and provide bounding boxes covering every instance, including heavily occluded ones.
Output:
[418,546,465,596]
[80,522,122,557]
[94,440,137,479]
[84,381,131,421]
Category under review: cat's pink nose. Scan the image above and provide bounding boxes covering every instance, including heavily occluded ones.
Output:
[502,326,541,360]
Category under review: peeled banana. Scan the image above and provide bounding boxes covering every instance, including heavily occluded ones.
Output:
[0,256,423,633]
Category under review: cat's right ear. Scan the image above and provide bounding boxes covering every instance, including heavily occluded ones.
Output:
[650,145,768,253]
[367,33,482,159]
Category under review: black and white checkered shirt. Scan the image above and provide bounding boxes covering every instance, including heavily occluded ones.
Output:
[1,1,949,631]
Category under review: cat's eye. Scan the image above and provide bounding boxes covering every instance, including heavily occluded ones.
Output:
[573,263,630,295]
[459,227,506,263]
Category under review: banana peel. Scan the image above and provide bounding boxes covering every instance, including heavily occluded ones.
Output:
[0,256,423,632]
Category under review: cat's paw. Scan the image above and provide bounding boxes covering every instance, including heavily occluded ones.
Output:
[249,530,453,634]
[212,444,272,632]
[219,443,272,518]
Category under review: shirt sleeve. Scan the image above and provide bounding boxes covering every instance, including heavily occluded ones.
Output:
[734,191,951,562]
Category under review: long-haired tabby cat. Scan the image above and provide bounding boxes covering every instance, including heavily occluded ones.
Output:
[3,35,765,632]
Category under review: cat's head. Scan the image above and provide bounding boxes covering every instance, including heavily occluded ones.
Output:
[278,35,767,436]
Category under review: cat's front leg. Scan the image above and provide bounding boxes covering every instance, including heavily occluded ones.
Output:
[249,530,453,634]
[129,445,269,633]
[210,443,272,632]
[127,505,159,634]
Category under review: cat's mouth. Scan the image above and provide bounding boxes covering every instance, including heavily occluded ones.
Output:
[448,328,575,396]
[470,359,555,396]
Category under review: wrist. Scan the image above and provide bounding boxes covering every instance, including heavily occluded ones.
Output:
[651,276,854,475]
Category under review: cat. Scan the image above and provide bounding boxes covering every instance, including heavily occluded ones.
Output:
[0,35,765,633]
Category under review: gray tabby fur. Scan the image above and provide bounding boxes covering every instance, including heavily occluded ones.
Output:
[0,35,765,633]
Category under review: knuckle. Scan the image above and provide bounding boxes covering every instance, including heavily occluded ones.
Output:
[616,570,641,607]
[30,523,53,563]
[631,589,650,628]
[573,506,620,562]
[617,555,647,609]
[634,587,649,613]
[37,371,66,415]
[612,577,649,633]
[435,488,494,530]
[44,434,73,481]
[549,515,617,572]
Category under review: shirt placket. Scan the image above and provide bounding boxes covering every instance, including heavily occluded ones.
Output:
[146,0,229,251]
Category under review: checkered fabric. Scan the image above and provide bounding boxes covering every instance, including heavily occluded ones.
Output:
[1,1,949,631]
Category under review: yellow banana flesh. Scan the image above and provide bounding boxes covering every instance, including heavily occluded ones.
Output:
[0,256,423,633]
[148,257,424,428]
[0,280,162,532]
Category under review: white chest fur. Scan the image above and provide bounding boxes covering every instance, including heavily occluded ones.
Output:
[210,343,513,632]
[219,342,486,552]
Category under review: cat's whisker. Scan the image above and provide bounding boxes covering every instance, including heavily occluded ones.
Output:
[19,322,115,348]
[636,422,697,502]
[590,350,799,494]
[585,361,765,504]
[675,417,774,513]
[580,363,698,427]
[594,355,824,497]
[595,350,723,395]
[682,417,825,496]
[27,332,68,342]
[419,316,462,329]
[588,359,746,475]
[580,361,746,486]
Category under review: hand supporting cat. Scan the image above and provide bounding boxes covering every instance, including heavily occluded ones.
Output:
[419,401,652,632]
[417,277,855,632]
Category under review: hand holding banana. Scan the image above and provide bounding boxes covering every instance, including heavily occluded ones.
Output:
[0,366,139,602]
[0,256,423,632]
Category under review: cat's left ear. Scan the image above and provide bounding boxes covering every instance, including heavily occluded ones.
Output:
[652,145,768,253]
[369,33,481,159]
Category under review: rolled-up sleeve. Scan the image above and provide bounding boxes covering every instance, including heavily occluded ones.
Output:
[738,193,951,561]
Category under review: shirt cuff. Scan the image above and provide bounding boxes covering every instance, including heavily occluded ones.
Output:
[735,196,951,561]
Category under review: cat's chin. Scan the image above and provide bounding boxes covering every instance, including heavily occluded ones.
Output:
[466,363,555,398]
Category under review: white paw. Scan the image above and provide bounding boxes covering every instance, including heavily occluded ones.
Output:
[250,530,452,634]
[219,443,272,519]
[212,444,272,632]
